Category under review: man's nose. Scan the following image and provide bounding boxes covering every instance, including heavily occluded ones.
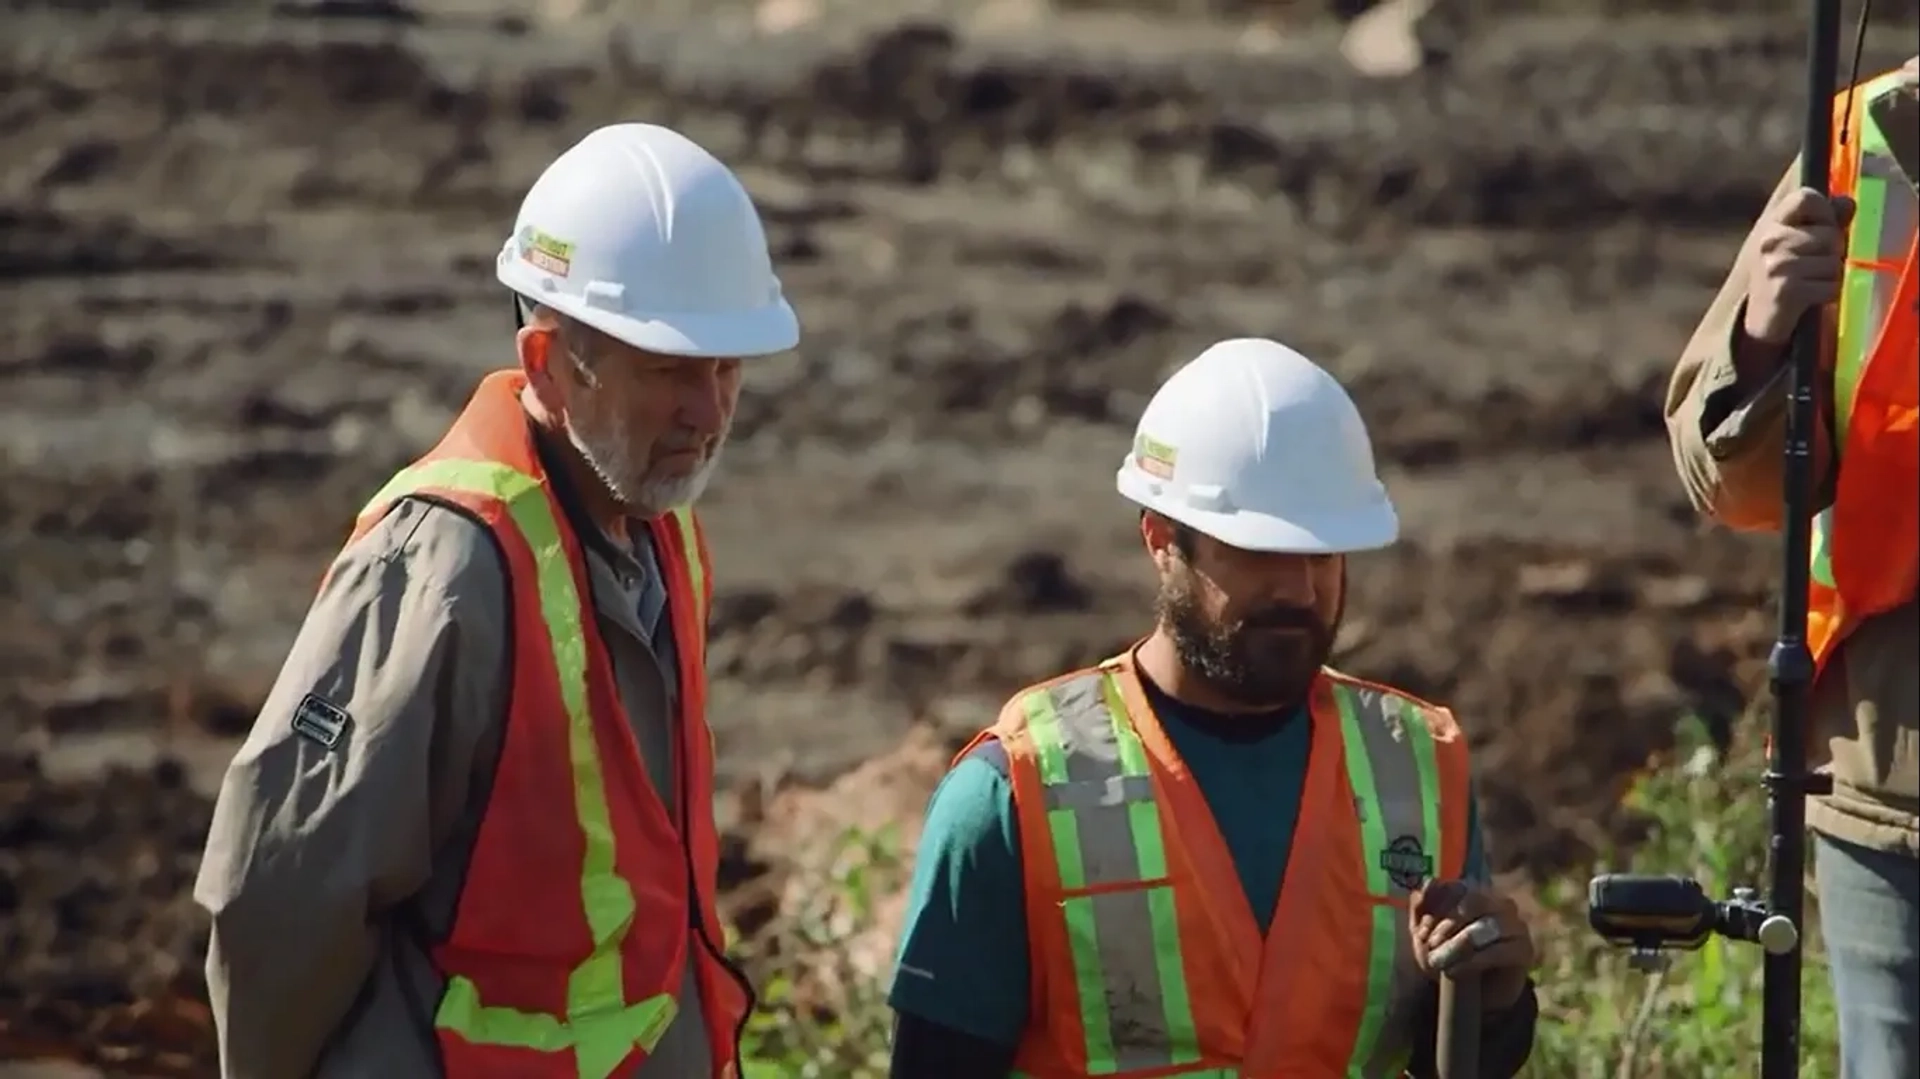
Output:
[674,363,732,436]
[1263,557,1321,606]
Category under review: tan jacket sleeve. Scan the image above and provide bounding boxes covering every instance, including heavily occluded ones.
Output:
[1665,160,1836,533]
[192,499,509,1079]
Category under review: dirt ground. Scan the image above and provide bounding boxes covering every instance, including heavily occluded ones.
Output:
[2,0,1915,1072]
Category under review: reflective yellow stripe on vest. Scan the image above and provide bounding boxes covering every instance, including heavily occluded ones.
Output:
[1331,680,1446,1078]
[1018,668,1445,1078]
[359,460,685,1079]
[665,507,709,633]
[1813,70,1919,590]
[662,507,712,762]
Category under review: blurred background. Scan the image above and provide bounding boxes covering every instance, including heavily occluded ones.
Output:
[2,0,1916,1075]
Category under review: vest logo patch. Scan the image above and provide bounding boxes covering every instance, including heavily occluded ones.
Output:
[1380,834,1433,892]
[291,693,353,752]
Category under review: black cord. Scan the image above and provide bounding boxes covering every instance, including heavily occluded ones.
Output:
[1838,0,1874,151]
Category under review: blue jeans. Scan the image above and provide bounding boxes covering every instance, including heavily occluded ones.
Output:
[1816,832,1920,1079]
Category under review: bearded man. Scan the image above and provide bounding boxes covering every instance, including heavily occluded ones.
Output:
[194,124,796,1079]
[887,339,1539,1079]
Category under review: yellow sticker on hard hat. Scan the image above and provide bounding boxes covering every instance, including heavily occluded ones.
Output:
[1133,433,1177,480]
[518,226,574,277]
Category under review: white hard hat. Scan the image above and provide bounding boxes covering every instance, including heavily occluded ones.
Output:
[497,123,799,358]
[1115,338,1398,554]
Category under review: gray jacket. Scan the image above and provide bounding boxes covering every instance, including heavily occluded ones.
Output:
[193,423,735,1078]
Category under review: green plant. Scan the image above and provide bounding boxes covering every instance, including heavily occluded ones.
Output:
[737,824,905,1078]
[1528,715,1839,1078]
[729,718,1840,1078]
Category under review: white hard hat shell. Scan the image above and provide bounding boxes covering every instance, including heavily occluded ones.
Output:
[1116,338,1398,554]
[497,123,799,358]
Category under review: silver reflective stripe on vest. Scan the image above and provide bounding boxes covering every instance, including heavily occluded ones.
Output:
[1331,680,1448,1078]
[1021,668,1449,1078]
[1027,672,1203,1075]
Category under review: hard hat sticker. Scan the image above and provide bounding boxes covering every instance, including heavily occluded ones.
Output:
[518,225,575,277]
[1133,433,1178,480]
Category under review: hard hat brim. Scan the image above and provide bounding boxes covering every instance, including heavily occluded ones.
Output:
[1117,468,1399,555]
[499,258,800,359]
[566,296,801,360]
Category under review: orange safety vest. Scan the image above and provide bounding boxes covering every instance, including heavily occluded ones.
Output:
[1809,69,1920,671]
[961,651,1471,1079]
[339,370,746,1079]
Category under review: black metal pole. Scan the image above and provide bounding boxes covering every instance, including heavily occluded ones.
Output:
[1763,1,1845,1075]
[1435,972,1482,1079]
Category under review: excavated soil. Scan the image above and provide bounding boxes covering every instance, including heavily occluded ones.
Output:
[3,0,1914,1072]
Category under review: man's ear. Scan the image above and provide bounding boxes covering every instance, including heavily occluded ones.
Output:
[518,324,565,408]
[1140,511,1177,572]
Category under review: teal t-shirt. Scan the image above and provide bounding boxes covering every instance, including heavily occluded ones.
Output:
[888,676,1490,1046]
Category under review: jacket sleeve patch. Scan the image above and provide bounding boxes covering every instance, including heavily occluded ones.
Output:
[290,693,354,752]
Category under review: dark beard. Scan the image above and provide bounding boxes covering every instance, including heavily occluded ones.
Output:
[1154,571,1336,710]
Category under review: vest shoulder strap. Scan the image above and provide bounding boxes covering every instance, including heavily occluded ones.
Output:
[659,506,711,631]
[1832,67,1914,136]
[990,665,1470,754]
[998,662,1111,714]
[1834,67,1918,188]
[1322,666,1465,745]
[1858,66,1917,104]
[356,457,548,531]
[981,666,1112,765]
